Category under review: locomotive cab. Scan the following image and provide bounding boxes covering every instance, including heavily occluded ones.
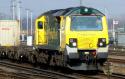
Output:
[35,16,47,45]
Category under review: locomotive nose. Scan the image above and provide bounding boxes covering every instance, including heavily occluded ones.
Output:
[77,37,97,50]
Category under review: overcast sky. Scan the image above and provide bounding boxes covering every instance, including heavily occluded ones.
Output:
[0,0,125,18]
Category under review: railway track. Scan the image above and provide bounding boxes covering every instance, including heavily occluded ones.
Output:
[104,57,125,79]
[0,69,30,79]
[108,58,125,64]
[0,60,125,79]
[111,73,125,79]
[109,46,125,56]
[72,72,125,79]
[0,60,77,79]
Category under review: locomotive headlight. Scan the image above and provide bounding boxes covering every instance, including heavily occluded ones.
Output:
[72,42,77,47]
[98,38,106,47]
[99,42,103,46]
[69,38,77,47]
[85,52,89,55]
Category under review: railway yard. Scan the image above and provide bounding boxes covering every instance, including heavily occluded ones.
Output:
[0,46,124,79]
[1,0,125,79]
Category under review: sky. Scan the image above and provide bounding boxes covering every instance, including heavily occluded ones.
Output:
[0,0,125,19]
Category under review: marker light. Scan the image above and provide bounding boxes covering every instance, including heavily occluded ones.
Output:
[98,38,106,47]
[69,38,77,47]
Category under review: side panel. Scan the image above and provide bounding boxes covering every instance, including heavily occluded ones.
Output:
[45,16,60,50]
[60,16,66,51]
[0,20,20,46]
[35,16,60,50]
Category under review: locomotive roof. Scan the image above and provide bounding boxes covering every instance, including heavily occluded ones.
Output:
[38,6,104,18]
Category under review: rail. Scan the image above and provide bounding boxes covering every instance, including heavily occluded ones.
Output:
[0,60,125,79]
[0,60,76,79]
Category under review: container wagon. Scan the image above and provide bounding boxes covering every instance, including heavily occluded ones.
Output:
[0,20,20,59]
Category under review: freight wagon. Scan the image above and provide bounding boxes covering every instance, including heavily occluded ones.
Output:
[0,20,20,59]
[0,20,20,46]
[0,20,37,63]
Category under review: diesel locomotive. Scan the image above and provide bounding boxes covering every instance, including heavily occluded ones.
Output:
[34,6,109,70]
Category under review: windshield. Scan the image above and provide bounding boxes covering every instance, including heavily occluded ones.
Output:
[71,16,102,31]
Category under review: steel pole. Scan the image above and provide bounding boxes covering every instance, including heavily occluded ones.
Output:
[80,0,82,6]
[12,0,15,20]
[26,9,29,36]
[112,19,115,45]
[30,11,33,35]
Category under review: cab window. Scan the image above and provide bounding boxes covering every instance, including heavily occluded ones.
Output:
[71,16,102,31]
[38,21,43,29]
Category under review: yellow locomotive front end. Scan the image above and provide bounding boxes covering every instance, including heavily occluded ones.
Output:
[64,15,109,70]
